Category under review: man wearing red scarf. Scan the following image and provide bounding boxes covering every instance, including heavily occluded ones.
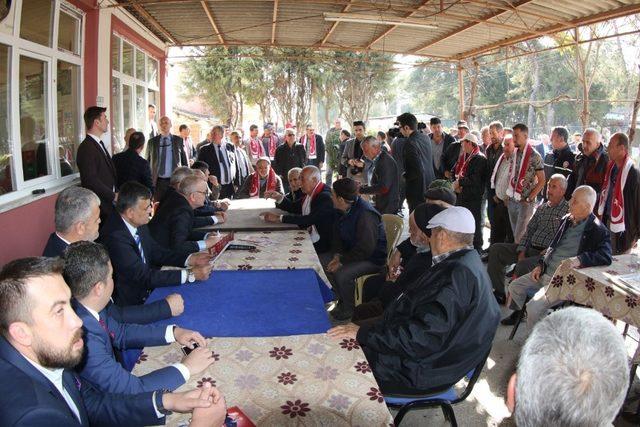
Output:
[235,158,283,199]
[299,124,325,169]
[246,124,265,167]
[453,134,487,251]
[597,132,640,254]
[260,124,281,161]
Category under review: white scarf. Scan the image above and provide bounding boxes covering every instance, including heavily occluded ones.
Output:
[302,182,321,243]
[490,153,505,189]
[301,134,317,159]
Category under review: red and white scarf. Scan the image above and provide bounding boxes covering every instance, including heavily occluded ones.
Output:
[301,134,317,159]
[249,167,278,198]
[597,155,633,233]
[248,137,265,159]
[507,143,533,201]
[262,133,279,160]
[490,153,506,189]
[454,144,480,179]
[302,182,324,243]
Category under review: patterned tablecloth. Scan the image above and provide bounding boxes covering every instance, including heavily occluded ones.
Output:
[214,230,331,287]
[545,254,640,328]
[133,334,394,426]
[208,198,299,231]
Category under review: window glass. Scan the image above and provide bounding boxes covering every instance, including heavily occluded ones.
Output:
[58,10,80,55]
[147,57,158,87]
[111,35,120,72]
[20,0,53,47]
[135,85,146,131]
[122,41,133,76]
[19,56,50,182]
[111,77,123,153]
[0,44,13,195]
[136,49,145,80]
[122,84,133,134]
[57,61,80,176]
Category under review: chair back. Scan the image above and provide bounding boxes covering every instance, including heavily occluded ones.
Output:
[381,214,403,259]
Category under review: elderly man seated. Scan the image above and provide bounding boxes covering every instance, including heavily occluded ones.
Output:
[488,174,569,307]
[328,206,500,394]
[505,185,612,327]
[507,307,628,427]
[322,178,387,321]
[285,167,304,202]
[235,157,283,199]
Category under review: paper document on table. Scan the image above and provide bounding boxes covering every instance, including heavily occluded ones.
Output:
[604,272,640,295]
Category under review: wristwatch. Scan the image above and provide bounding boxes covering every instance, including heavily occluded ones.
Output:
[187,271,196,283]
[154,389,172,415]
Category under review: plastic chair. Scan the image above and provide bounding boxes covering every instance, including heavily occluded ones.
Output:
[384,351,490,426]
[354,214,404,306]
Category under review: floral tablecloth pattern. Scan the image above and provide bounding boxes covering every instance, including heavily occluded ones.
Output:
[214,230,331,287]
[133,334,394,426]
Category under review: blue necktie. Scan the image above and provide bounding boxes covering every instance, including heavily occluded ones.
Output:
[134,232,146,264]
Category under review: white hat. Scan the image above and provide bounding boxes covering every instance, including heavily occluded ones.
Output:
[461,133,478,145]
[426,206,475,234]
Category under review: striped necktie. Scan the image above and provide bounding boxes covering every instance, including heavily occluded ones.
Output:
[134,231,146,264]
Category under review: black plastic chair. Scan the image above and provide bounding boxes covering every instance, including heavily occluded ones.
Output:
[384,351,491,426]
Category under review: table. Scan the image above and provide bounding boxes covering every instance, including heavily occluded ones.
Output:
[214,230,331,287]
[133,334,395,426]
[206,198,299,231]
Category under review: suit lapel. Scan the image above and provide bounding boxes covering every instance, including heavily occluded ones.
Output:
[63,370,89,425]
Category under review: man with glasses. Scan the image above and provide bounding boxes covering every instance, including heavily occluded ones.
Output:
[274,129,306,193]
[100,182,213,307]
[146,116,188,201]
[197,125,237,199]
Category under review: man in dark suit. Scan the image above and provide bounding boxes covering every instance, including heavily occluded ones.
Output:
[112,131,154,193]
[149,175,221,253]
[42,186,181,325]
[63,242,214,394]
[0,257,226,426]
[274,129,307,193]
[359,136,399,215]
[197,125,236,199]
[76,106,117,223]
[146,116,188,201]
[263,166,335,254]
[100,182,213,307]
[398,112,435,212]
[299,124,325,169]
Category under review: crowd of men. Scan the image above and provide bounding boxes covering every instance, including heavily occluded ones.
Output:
[0,104,638,426]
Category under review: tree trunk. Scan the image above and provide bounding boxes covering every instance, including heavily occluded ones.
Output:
[629,65,640,144]
[527,53,540,133]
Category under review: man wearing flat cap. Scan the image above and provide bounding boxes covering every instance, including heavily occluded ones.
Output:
[328,206,500,395]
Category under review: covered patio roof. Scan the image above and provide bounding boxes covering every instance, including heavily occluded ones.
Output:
[110,1,640,60]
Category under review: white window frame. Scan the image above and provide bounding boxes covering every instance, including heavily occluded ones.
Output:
[0,0,84,209]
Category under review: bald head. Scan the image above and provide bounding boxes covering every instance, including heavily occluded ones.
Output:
[159,116,172,134]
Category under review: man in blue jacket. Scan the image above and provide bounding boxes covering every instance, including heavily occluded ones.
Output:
[505,185,612,327]
[63,241,215,395]
[0,256,226,426]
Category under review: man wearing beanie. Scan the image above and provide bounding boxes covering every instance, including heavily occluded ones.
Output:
[322,178,387,321]
[328,206,500,395]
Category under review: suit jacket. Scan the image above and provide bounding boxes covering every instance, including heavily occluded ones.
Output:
[233,146,251,188]
[100,214,188,306]
[197,142,237,187]
[273,143,306,182]
[146,134,188,185]
[0,336,160,427]
[74,302,185,394]
[403,131,435,203]
[277,184,336,254]
[429,132,456,178]
[456,153,488,203]
[299,134,326,166]
[359,150,399,214]
[76,136,117,219]
[112,149,154,193]
[148,188,206,253]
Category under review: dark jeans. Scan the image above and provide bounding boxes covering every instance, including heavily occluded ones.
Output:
[486,191,496,230]
[487,243,541,296]
[154,177,170,201]
[458,198,483,250]
[490,198,514,245]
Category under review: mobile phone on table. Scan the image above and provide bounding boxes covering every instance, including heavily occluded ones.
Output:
[181,342,199,356]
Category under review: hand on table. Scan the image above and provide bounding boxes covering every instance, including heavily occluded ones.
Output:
[162,384,216,414]
[174,327,207,347]
[531,265,542,282]
[214,200,229,211]
[260,212,281,223]
[189,383,226,427]
[188,252,214,267]
[208,175,219,187]
[182,346,215,376]
[214,211,227,223]
[191,265,213,281]
[166,293,184,316]
[327,323,360,340]
[264,191,284,202]
[205,234,224,249]
[569,256,581,268]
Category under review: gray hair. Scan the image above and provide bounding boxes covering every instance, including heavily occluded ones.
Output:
[433,227,474,246]
[179,175,206,196]
[256,157,271,167]
[170,166,194,187]
[288,167,302,179]
[55,187,100,233]
[302,165,322,182]
[582,127,601,142]
[363,135,381,148]
[515,307,628,427]
[548,173,568,191]
[572,185,597,211]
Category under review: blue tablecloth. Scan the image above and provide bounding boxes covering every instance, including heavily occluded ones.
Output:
[123,269,333,370]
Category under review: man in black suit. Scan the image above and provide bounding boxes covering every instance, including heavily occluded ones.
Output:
[112,131,154,193]
[262,166,335,254]
[398,112,435,212]
[149,175,222,253]
[299,124,325,169]
[197,125,236,199]
[76,106,117,223]
[359,136,399,215]
[100,182,213,307]
[0,257,226,427]
[274,129,307,194]
[146,116,188,201]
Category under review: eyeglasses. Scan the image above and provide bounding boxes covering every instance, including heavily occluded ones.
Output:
[193,191,208,196]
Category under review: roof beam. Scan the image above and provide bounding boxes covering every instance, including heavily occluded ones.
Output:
[130,3,177,44]
[363,0,432,49]
[462,0,566,26]
[201,1,225,45]
[318,0,353,47]
[271,0,279,45]
[411,0,536,54]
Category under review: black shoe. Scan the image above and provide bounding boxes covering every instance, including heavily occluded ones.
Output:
[501,310,523,326]
[494,292,506,305]
[330,304,354,321]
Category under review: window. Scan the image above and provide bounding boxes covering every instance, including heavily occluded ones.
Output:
[57,61,81,175]
[122,41,133,77]
[20,0,53,47]
[58,9,80,55]
[0,44,12,195]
